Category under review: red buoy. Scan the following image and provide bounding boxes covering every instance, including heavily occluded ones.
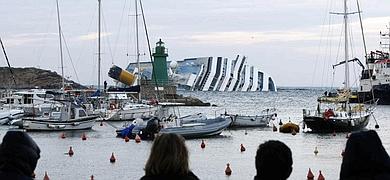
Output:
[60,132,66,139]
[68,146,74,157]
[43,171,50,180]
[135,134,141,143]
[90,175,94,180]
[201,140,206,149]
[318,170,325,180]
[110,152,116,163]
[225,163,232,176]
[307,168,314,180]
[240,144,246,152]
[81,133,87,141]
[124,136,130,142]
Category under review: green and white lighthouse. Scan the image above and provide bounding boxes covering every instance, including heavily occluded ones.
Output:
[152,39,169,85]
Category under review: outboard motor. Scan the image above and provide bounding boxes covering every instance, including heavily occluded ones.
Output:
[139,117,161,140]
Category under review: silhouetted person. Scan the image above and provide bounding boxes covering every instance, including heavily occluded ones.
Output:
[340,130,390,180]
[255,140,292,180]
[140,133,199,180]
[0,131,40,180]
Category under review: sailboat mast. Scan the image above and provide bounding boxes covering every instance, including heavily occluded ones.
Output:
[344,0,350,89]
[98,0,101,93]
[56,0,65,91]
[135,0,141,103]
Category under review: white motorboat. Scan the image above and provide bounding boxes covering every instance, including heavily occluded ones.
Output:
[12,101,97,131]
[227,108,277,127]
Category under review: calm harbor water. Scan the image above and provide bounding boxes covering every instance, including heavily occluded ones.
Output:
[1,87,390,180]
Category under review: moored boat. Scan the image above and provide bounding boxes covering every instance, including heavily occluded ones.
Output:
[12,101,97,131]
[227,108,277,128]
[303,0,376,133]
[117,114,232,139]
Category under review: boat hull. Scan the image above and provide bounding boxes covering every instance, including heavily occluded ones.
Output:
[350,84,390,105]
[117,116,232,139]
[160,117,232,139]
[101,106,158,121]
[303,114,370,133]
[229,113,276,127]
[19,116,97,131]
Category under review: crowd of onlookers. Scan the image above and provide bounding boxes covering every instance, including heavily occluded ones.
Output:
[0,130,389,180]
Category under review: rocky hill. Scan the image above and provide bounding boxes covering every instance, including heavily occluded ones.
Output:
[0,67,86,89]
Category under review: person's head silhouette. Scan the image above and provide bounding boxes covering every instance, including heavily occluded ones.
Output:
[141,133,198,180]
[0,131,40,179]
[340,130,390,179]
[255,140,292,180]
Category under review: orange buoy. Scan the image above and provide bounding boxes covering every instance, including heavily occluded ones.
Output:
[273,125,277,132]
[314,147,318,155]
[81,133,87,141]
[60,132,66,139]
[318,170,325,180]
[225,163,232,176]
[135,134,141,143]
[110,152,116,163]
[240,144,246,152]
[68,146,74,157]
[307,168,314,180]
[43,171,50,180]
[201,140,206,149]
[90,175,94,180]
[124,136,130,142]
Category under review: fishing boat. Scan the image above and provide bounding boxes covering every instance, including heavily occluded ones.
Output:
[303,0,376,133]
[12,101,97,131]
[227,108,277,128]
[117,114,232,139]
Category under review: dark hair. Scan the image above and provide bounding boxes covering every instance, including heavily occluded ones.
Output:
[144,133,189,176]
[0,131,41,177]
[255,140,292,180]
[340,130,390,179]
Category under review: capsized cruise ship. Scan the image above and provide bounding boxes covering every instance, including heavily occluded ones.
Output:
[127,55,276,92]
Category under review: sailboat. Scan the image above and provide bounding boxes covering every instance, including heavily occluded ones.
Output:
[303,0,376,133]
[92,0,158,121]
[12,0,98,131]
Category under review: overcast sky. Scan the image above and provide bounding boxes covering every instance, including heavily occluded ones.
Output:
[1,0,390,87]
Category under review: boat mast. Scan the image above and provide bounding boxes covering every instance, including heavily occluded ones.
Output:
[344,0,350,89]
[135,0,141,103]
[56,0,65,92]
[98,0,101,94]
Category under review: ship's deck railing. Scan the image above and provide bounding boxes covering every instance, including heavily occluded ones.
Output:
[303,109,370,117]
